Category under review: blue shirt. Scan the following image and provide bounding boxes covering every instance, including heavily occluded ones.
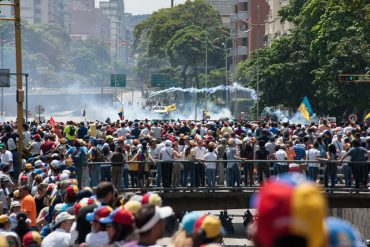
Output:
[293,144,306,160]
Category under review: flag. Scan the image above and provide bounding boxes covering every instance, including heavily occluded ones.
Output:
[164,104,176,112]
[118,107,124,121]
[297,96,313,121]
[365,112,370,120]
[82,109,86,117]
[50,116,56,126]
[202,110,210,120]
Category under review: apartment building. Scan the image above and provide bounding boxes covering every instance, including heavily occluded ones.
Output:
[265,0,294,46]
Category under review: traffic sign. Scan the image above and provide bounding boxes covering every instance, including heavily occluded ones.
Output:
[0,69,10,87]
[151,74,176,88]
[35,105,45,115]
[110,74,126,87]
[348,113,358,122]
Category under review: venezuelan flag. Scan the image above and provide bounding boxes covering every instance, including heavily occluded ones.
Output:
[118,107,124,121]
[365,112,370,120]
[297,96,313,121]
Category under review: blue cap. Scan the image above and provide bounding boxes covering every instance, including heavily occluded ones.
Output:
[181,211,204,235]
[326,217,364,247]
[32,168,43,175]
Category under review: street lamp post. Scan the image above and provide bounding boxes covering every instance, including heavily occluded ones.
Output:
[205,33,208,110]
[223,38,229,107]
[256,5,260,120]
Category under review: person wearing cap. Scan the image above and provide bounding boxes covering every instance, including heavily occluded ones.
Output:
[0,214,10,232]
[126,204,173,247]
[332,132,344,157]
[192,214,223,247]
[23,231,42,247]
[159,140,178,188]
[4,231,21,247]
[9,200,21,229]
[85,206,112,247]
[0,174,12,214]
[41,212,74,247]
[99,208,135,246]
[325,217,365,247]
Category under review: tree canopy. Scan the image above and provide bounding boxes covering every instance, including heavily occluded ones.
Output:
[134,0,226,88]
[237,0,370,117]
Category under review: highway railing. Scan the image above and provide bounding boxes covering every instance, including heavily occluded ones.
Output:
[83,159,370,192]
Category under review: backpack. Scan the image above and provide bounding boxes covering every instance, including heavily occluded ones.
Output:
[7,137,17,151]
[72,148,82,164]
[69,125,75,136]
[93,148,105,162]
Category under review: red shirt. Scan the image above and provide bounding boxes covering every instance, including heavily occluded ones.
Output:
[40,141,55,154]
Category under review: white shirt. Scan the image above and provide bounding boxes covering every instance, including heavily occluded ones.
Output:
[160,146,174,161]
[194,146,207,160]
[332,138,344,154]
[275,149,287,165]
[1,150,13,172]
[155,142,165,159]
[117,127,129,137]
[41,228,72,247]
[30,141,42,155]
[85,231,109,247]
[204,151,217,169]
[307,148,320,167]
[23,131,31,146]
[152,127,162,139]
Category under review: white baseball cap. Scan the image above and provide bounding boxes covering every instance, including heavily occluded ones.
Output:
[55,212,74,226]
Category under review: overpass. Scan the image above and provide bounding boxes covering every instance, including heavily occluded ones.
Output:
[157,190,370,211]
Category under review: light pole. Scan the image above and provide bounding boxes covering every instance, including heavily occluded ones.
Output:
[256,5,260,120]
[1,32,4,120]
[205,32,208,110]
[223,38,229,107]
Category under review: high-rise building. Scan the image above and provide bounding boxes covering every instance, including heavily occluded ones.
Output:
[99,0,128,68]
[205,0,232,27]
[69,0,110,41]
[264,0,294,46]
[19,0,70,31]
[229,0,269,62]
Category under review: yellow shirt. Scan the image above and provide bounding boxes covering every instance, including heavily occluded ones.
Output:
[63,125,77,141]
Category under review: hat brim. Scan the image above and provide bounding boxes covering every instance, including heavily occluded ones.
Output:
[85,212,95,222]
[99,215,113,224]
[158,206,173,219]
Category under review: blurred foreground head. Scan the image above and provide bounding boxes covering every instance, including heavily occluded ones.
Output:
[252,173,328,247]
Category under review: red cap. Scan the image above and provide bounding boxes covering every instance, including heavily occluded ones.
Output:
[20,176,29,181]
[23,231,42,247]
[99,208,134,226]
[66,185,79,197]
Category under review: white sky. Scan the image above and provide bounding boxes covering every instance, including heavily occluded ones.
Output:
[96,0,187,15]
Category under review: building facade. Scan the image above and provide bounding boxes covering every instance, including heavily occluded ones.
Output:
[264,0,294,46]
[19,0,70,31]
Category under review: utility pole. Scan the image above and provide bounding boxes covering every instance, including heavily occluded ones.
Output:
[0,1,25,172]
[14,0,24,172]
[1,32,4,121]
[171,0,174,8]
[100,31,104,104]
[205,32,208,111]
[256,5,260,120]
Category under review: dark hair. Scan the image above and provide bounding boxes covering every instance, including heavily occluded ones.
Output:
[351,139,360,147]
[14,212,30,242]
[313,141,319,149]
[96,182,114,200]
[109,222,135,244]
[135,204,156,234]
[328,144,337,154]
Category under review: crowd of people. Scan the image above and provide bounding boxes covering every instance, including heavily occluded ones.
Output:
[1,118,369,191]
[0,118,368,246]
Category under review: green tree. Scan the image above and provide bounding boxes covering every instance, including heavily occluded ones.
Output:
[237,0,370,116]
[134,0,224,88]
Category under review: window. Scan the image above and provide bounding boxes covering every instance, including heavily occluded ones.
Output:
[243,2,248,11]
[242,38,248,46]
